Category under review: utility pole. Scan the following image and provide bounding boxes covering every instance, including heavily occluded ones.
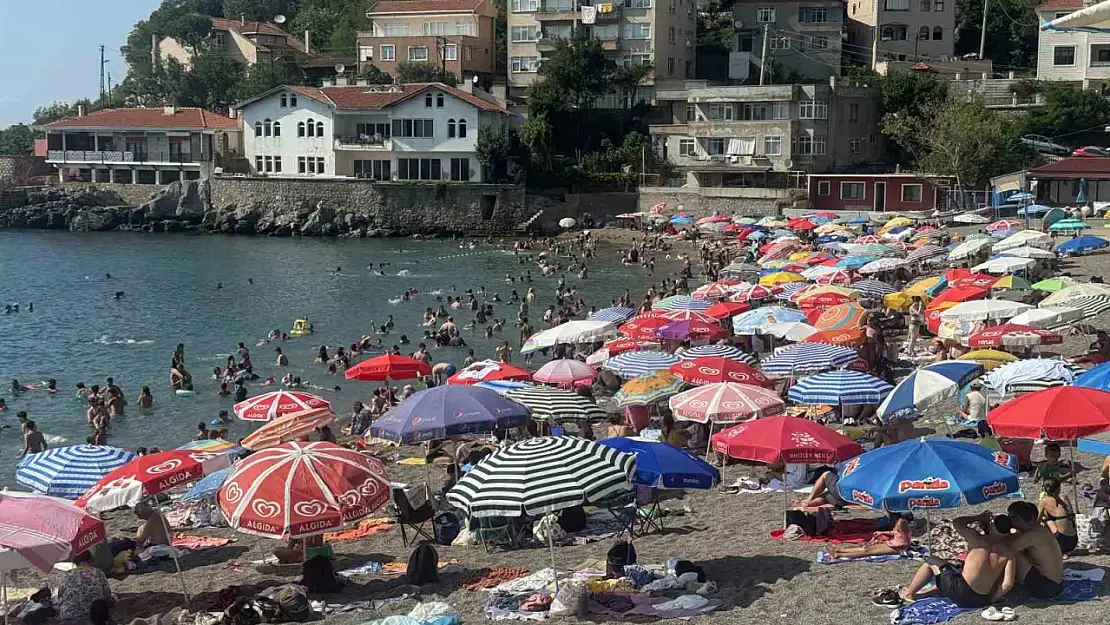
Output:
[99,45,106,98]
[107,71,113,108]
[979,0,989,59]
[759,24,770,85]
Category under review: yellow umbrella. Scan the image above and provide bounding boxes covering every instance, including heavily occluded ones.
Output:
[879,217,914,234]
[815,223,853,235]
[760,272,806,286]
[796,285,861,300]
[787,251,812,261]
[904,276,942,299]
[958,349,1018,371]
[883,291,913,312]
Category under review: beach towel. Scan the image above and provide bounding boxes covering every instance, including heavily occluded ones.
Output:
[770,518,879,543]
[397,457,427,466]
[890,597,976,625]
[816,545,928,564]
[324,518,394,542]
[459,567,530,591]
[172,534,232,550]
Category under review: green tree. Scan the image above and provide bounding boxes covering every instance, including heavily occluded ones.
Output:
[914,95,1025,190]
[612,63,653,108]
[236,54,306,99]
[186,52,245,109]
[1026,82,1110,137]
[357,63,393,84]
[518,112,555,171]
[220,0,298,21]
[290,1,341,51]
[0,124,34,156]
[954,0,1037,66]
[476,123,510,182]
[32,101,79,125]
[535,36,613,111]
[394,62,458,86]
[165,12,213,51]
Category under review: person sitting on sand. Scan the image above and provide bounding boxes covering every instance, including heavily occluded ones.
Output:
[796,468,847,508]
[1035,478,1078,556]
[134,502,171,547]
[1033,442,1071,483]
[273,534,330,564]
[868,417,915,448]
[56,550,114,621]
[604,414,634,439]
[1005,501,1065,597]
[827,513,912,559]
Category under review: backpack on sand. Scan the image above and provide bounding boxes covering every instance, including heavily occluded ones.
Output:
[407,541,439,585]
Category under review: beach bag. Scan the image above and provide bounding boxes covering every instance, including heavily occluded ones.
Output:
[674,560,706,583]
[783,509,832,537]
[300,556,340,593]
[433,512,461,546]
[549,580,588,617]
[407,542,439,585]
[558,505,587,533]
[605,541,637,578]
[272,586,310,622]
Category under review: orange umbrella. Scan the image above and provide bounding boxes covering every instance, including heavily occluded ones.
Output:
[800,329,866,347]
[809,302,867,331]
[241,407,334,451]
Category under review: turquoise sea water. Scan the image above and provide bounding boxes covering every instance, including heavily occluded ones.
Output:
[0,231,661,487]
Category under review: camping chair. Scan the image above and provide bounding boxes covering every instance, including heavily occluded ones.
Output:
[472,516,519,553]
[635,486,665,535]
[393,487,435,547]
[599,489,640,538]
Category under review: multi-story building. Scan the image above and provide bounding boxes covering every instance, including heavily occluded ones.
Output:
[43,106,241,184]
[844,0,955,67]
[236,81,507,182]
[505,0,698,97]
[731,0,845,82]
[356,0,498,85]
[649,80,882,186]
[1036,0,1110,86]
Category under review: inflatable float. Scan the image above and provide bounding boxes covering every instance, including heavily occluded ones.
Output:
[290,318,314,337]
[175,389,195,397]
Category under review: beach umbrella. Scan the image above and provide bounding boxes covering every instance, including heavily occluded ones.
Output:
[1018,203,1049,214]
[988,386,1110,439]
[368,385,530,444]
[971,256,1036,274]
[794,285,860,308]
[1032,277,1078,293]
[1009,305,1082,329]
[16,445,136,500]
[957,350,1018,372]
[692,281,739,299]
[877,360,985,422]
[836,255,878,270]
[219,442,391,539]
[855,235,882,244]
[799,328,867,347]
[505,387,605,421]
[853,279,897,298]
[180,465,235,503]
[787,370,893,405]
[758,240,804,263]
[669,357,774,387]
[1001,246,1056,260]
[802,265,845,280]
[559,218,576,228]
[732,306,807,334]
[879,216,915,232]
[619,315,674,340]
[730,284,783,302]
[966,324,1062,349]
[656,319,729,341]
[669,382,785,424]
[948,238,993,261]
[711,416,862,465]
[177,439,243,454]
[992,230,1052,252]
[777,282,815,301]
[613,372,686,407]
[928,285,991,310]
[904,276,943,298]
[985,359,1076,397]
[584,337,660,365]
[1040,282,1110,307]
[856,243,903,258]
[721,261,761,277]
[697,215,730,225]
[448,359,533,385]
[788,217,817,231]
[345,354,432,382]
[905,245,948,263]
[703,300,751,320]
[1077,361,1110,391]
[597,437,720,490]
[533,359,597,388]
[657,309,721,324]
[677,344,758,365]
[759,271,806,286]
[653,295,712,311]
[77,449,234,512]
[233,390,331,423]
[1057,236,1109,255]
[949,272,1002,289]
[473,380,535,395]
[938,299,1032,323]
[0,492,106,573]
[954,213,991,224]
[603,350,681,379]
[835,438,1019,512]
[761,342,858,375]
[814,269,856,285]
[521,320,617,353]
[991,274,1033,291]
[1048,218,1090,232]
[762,321,820,341]
[590,306,637,324]
[987,219,1023,232]
[809,302,867,331]
[241,408,335,451]
[1055,294,1110,319]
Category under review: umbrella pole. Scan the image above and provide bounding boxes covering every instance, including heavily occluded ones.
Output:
[705,422,715,459]
[783,484,789,530]
[1069,444,1081,515]
[160,514,191,603]
[548,528,559,594]
[3,571,7,625]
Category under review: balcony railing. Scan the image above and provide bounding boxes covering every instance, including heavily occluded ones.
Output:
[46,150,204,164]
[334,137,392,150]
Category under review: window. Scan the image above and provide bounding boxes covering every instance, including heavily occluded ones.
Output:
[456,21,477,36]
[884,0,909,9]
[1054,46,1076,66]
[707,138,726,155]
[920,0,930,9]
[398,158,442,180]
[458,118,467,138]
[280,94,287,107]
[1097,47,1110,63]
[274,156,281,172]
[511,0,539,11]
[841,182,865,199]
[315,157,325,174]
[668,26,676,44]
[298,156,306,173]
[741,103,767,120]
[685,105,697,121]
[290,94,297,106]
[214,33,225,47]
[254,121,262,137]
[763,135,782,155]
[870,133,877,145]
[770,35,791,49]
[849,137,860,152]
[795,135,827,155]
[409,46,429,61]
[881,25,908,40]
[756,6,776,21]
[624,23,651,39]
[667,57,675,74]
[709,103,734,120]
[359,46,373,62]
[306,119,315,137]
[934,0,944,9]
[814,136,827,154]
[772,102,789,119]
[448,119,456,138]
[849,103,859,122]
[625,53,652,66]
[798,6,829,22]
[426,93,434,107]
[297,121,305,137]
[264,156,273,172]
[450,157,471,181]
[629,0,651,6]
[817,180,830,195]
[316,121,324,137]
[811,35,829,49]
[381,24,411,36]
[423,21,449,35]
[933,26,943,39]
[273,121,280,137]
[263,118,272,136]
[511,25,540,41]
[356,122,391,138]
[511,56,540,72]
[444,43,458,60]
[391,118,435,138]
[685,60,692,78]
[799,100,828,119]
[902,183,923,202]
[678,138,696,156]
[918,26,929,40]
[255,156,263,171]
[437,93,444,107]
[1054,10,1069,18]
[381,45,395,61]
[355,159,391,180]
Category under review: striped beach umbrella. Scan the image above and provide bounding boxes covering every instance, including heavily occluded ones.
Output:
[658,309,720,323]
[1056,295,1110,319]
[506,387,606,421]
[853,279,897,298]
[678,344,758,365]
[811,302,867,331]
[653,295,712,311]
[761,342,858,375]
[585,337,660,366]
[906,244,948,263]
[446,437,635,518]
[614,372,687,407]
[878,360,986,421]
[732,306,808,334]
[16,445,136,500]
[602,350,681,379]
[669,382,785,424]
[787,370,893,405]
[859,257,910,275]
[591,306,637,324]
[730,284,782,302]
[775,282,812,300]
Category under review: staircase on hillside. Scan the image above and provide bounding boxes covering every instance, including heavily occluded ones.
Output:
[516,209,544,232]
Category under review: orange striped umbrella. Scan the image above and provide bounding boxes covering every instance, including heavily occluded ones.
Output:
[241,407,334,451]
[800,329,866,347]
[809,302,867,331]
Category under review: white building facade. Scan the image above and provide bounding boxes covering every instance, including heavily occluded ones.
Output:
[1036,0,1110,86]
[237,82,508,182]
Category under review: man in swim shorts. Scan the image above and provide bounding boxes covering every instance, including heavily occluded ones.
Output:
[897,513,1016,608]
[1005,501,1064,599]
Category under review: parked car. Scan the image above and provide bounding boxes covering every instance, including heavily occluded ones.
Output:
[1021,134,1070,155]
[1072,146,1110,157]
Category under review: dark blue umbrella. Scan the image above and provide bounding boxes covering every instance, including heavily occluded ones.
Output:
[369,385,530,444]
[181,465,234,502]
[1077,361,1110,391]
[1057,235,1109,256]
[597,437,720,489]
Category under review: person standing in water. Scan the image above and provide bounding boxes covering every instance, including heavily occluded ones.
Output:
[19,420,47,458]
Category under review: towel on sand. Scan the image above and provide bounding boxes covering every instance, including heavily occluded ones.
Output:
[324,518,394,541]
[770,518,879,543]
[172,534,232,550]
[816,545,928,564]
[893,576,1101,624]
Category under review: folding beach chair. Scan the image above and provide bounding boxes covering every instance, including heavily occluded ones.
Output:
[635,486,665,535]
[473,516,520,553]
[599,489,640,537]
[393,487,435,547]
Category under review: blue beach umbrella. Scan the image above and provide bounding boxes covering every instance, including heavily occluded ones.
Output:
[180,465,234,502]
[591,306,637,324]
[1057,235,1109,256]
[732,306,807,334]
[836,255,877,270]
[849,217,870,224]
[1017,204,1049,215]
[761,343,858,376]
[368,385,531,444]
[776,282,812,300]
[1076,362,1110,391]
[1008,192,1034,202]
[653,295,712,311]
[598,437,720,489]
[788,370,894,405]
[835,438,1020,512]
[603,350,681,379]
[16,445,137,499]
[474,379,535,395]
[877,360,984,422]
[816,234,850,244]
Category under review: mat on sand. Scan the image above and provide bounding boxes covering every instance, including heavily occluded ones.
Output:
[771,518,879,543]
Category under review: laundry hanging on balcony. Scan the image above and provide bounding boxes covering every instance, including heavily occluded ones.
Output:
[581,5,598,23]
[598,2,615,13]
[726,137,756,156]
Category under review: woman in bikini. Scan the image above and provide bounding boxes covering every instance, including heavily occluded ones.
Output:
[1039,477,1078,555]
[827,513,913,559]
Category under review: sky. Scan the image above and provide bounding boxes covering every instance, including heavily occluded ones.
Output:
[0,0,162,127]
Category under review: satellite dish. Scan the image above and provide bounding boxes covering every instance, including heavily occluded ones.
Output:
[472,74,479,84]
[335,63,346,74]
[733,19,743,28]
[274,14,287,23]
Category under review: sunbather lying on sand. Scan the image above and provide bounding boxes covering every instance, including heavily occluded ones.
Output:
[826,513,912,559]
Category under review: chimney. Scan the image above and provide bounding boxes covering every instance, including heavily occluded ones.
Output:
[304,30,311,54]
[77,104,87,118]
[228,106,238,119]
[163,104,176,116]
[336,76,349,86]
[240,14,245,26]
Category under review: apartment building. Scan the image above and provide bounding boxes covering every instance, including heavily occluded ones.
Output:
[844,0,955,67]
[160,17,308,68]
[731,0,845,82]
[505,0,698,97]
[357,0,498,85]
[649,81,882,186]
[1036,0,1110,86]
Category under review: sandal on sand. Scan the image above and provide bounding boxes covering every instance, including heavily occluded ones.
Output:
[872,590,903,607]
[982,607,1016,621]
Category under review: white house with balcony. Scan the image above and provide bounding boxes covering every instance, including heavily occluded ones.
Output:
[236,82,508,182]
[1036,0,1110,86]
[43,106,241,184]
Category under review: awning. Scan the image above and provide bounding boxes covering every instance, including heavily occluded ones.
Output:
[1044,0,1110,32]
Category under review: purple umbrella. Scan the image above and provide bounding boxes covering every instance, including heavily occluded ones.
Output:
[368,385,530,444]
[657,319,730,341]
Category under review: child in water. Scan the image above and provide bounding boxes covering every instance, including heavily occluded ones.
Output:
[138,386,153,409]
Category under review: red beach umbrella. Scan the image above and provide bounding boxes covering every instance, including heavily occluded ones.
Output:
[241,409,334,451]
[620,315,673,340]
[77,450,232,512]
[345,354,431,381]
[234,390,331,422]
[0,492,106,572]
[669,357,774,388]
[711,416,863,464]
[448,360,533,384]
[669,382,785,424]
[704,301,751,320]
[657,319,729,341]
[988,386,1110,439]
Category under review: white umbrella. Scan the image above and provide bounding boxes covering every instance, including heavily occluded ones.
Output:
[1041,282,1110,307]
[954,213,991,224]
[859,257,910,274]
[1002,246,1056,260]
[938,300,1033,323]
[992,230,1053,253]
[521,320,616,353]
[971,256,1036,274]
[1009,306,1083,329]
[559,218,576,228]
[761,321,820,341]
[948,238,994,261]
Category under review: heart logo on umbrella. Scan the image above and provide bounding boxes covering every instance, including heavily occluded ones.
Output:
[252,499,281,518]
[293,500,328,517]
[147,459,183,474]
[358,480,382,497]
[338,489,361,507]
[224,483,244,503]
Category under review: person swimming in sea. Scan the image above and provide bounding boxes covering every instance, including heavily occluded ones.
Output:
[138,386,153,410]
[10,379,28,395]
[216,282,223,290]
[44,379,57,393]
[0,398,6,413]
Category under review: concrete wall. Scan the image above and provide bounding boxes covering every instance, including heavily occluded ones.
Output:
[0,156,51,186]
[61,182,164,206]
[637,186,796,216]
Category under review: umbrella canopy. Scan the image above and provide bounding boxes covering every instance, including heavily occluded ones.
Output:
[762,321,820,341]
[597,437,720,489]
[859,258,910,275]
[619,317,677,341]
[971,256,1036,274]
[233,390,331,423]
[988,219,1024,232]
[670,357,774,387]
[991,274,1033,291]
[905,277,943,298]
[1060,295,1110,319]
[1057,236,1109,255]
[585,337,660,366]
[16,445,136,500]
[219,442,391,539]
[1032,276,1078,293]
[77,449,233,513]
[762,342,859,375]
[241,408,335,451]
[800,328,866,347]
[1002,246,1056,260]
[853,279,897,297]
[1077,361,1110,391]
[1048,218,1090,232]
[836,255,878,270]
[677,344,758,365]
[813,269,856,285]
[877,360,985,421]
[521,320,617,353]
[448,359,533,385]
[958,350,1018,371]
[787,370,894,405]
[711,416,862,464]
[368,385,530,444]
[447,436,635,517]
[906,245,948,263]
[836,438,1019,511]
[533,359,597,388]
[657,319,729,341]
[669,382,785,424]
[505,386,605,421]
[590,306,637,324]
[939,299,1032,322]
[954,213,992,224]
[614,372,687,407]
[948,238,994,261]
[733,306,808,334]
[180,465,235,503]
[0,492,106,572]
[653,295,712,311]
[989,386,1110,439]
[759,272,806,286]
[966,324,1062,349]
[985,359,1076,396]
[730,284,783,302]
[703,301,752,320]
[692,281,739,299]
[346,354,432,382]
[810,302,867,331]
[1040,282,1110,307]
[603,350,681,379]
[992,230,1053,252]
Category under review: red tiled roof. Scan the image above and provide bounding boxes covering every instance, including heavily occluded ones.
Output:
[1036,0,1081,10]
[210,18,307,53]
[288,83,505,112]
[368,0,484,13]
[1030,157,1110,178]
[45,107,240,130]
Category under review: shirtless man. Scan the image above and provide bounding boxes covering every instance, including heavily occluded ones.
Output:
[19,420,47,458]
[1005,501,1064,599]
[897,513,1016,608]
[134,502,171,547]
[105,388,124,417]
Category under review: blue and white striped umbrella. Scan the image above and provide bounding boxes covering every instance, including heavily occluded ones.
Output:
[761,343,858,375]
[776,282,812,300]
[852,279,897,298]
[788,370,893,405]
[591,306,637,324]
[16,445,137,499]
[602,350,681,379]
[732,306,808,334]
[654,295,712,311]
[474,380,536,395]
[180,465,234,502]
[678,344,758,366]
[877,360,985,422]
